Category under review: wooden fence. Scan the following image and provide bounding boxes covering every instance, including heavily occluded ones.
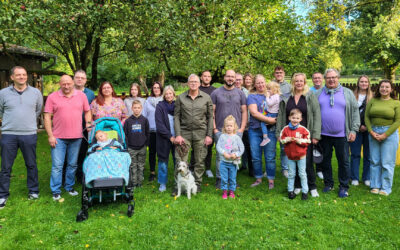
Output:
[341,82,400,100]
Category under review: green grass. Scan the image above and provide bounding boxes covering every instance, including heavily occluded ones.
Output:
[0,132,399,248]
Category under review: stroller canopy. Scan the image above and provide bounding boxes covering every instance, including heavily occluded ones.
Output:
[88,117,126,148]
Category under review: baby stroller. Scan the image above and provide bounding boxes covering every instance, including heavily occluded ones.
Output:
[76,117,134,222]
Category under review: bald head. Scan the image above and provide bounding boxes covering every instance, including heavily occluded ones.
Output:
[59,75,74,95]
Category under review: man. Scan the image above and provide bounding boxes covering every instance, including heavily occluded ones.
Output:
[310,72,324,180]
[190,70,216,178]
[0,66,43,209]
[74,70,95,182]
[44,75,91,201]
[211,69,247,188]
[273,66,291,178]
[310,72,323,93]
[174,74,213,194]
[315,68,360,198]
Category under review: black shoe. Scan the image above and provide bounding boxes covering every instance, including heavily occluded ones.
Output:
[301,192,308,200]
[288,191,296,200]
[196,184,202,193]
[215,178,221,189]
[148,174,156,182]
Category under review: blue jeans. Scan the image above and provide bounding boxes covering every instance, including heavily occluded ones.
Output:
[158,147,175,185]
[369,126,398,194]
[350,131,370,182]
[288,158,308,193]
[220,161,237,191]
[248,128,277,179]
[261,113,278,136]
[280,143,289,171]
[0,134,39,198]
[50,138,82,194]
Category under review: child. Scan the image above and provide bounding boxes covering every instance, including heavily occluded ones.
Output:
[279,109,310,200]
[89,130,122,152]
[216,115,245,199]
[123,100,150,188]
[260,82,281,146]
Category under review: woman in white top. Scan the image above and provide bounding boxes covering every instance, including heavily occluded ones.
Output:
[124,83,145,117]
[349,75,374,186]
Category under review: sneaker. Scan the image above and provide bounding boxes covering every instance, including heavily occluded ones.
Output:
[28,193,39,200]
[171,188,178,197]
[364,180,371,187]
[338,188,348,198]
[159,184,166,192]
[379,190,389,196]
[205,170,214,178]
[351,180,359,186]
[0,198,7,209]
[310,189,319,197]
[52,194,61,201]
[215,178,221,189]
[260,137,270,146]
[68,189,79,196]
[229,190,235,198]
[148,174,156,182]
[268,180,274,190]
[301,192,308,200]
[250,179,262,187]
[370,188,379,194]
[222,190,228,199]
[282,170,289,178]
[288,191,296,199]
[294,188,301,195]
[317,171,324,180]
[323,186,334,193]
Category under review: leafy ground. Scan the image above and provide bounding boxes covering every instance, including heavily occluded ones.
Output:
[0,132,399,249]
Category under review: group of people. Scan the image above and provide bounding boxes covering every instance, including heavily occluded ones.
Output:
[0,65,399,209]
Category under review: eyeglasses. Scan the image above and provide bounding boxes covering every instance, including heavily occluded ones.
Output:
[326,76,338,80]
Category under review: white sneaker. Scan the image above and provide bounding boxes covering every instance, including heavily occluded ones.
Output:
[159,184,166,192]
[52,194,62,201]
[310,189,319,197]
[351,180,359,186]
[68,189,79,196]
[317,171,324,179]
[0,198,7,209]
[282,170,289,178]
[294,188,301,195]
[364,180,370,187]
[205,170,214,178]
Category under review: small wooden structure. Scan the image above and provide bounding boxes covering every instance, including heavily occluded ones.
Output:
[0,44,57,92]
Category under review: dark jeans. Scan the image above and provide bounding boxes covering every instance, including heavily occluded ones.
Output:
[294,145,317,190]
[190,143,212,171]
[320,135,350,189]
[0,134,39,198]
[148,132,157,172]
[241,130,253,176]
[349,131,370,182]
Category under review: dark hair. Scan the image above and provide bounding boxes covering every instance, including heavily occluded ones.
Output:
[289,108,302,117]
[374,79,397,100]
[129,83,142,97]
[150,82,163,97]
[201,70,211,76]
[10,66,27,75]
[274,66,285,72]
[95,81,117,105]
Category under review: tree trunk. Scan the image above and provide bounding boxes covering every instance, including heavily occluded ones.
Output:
[89,37,101,90]
[139,75,149,97]
[158,71,165,87]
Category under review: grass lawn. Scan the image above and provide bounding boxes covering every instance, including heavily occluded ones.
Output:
[0,131,399,249]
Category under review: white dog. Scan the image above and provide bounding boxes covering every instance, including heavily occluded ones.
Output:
[176,161,197,199]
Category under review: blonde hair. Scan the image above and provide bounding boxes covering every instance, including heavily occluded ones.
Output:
[222,115,238,134]
[162,85,176,101]
[354,75,373,103]
[251,74,266,93]
[266,81,281,95]
[290,73,309,95]
[131,99,142,107]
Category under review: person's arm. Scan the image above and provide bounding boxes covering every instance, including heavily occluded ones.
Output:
[120,99,128,124]
[236,135,245,157]
[204,98,214,145]
[380,101,400,139]
[84,110,92,132]
[215,134,226,155]
[275,100,286,139]
[212,104,218,134]
[36,91,43,118]
[239,104,247,133]
[44,112,57,148]
[349,92,360,138]
[279,127,291,144]
[155,105,172,140]
[0,93,4,118]
[145,119,150,146]
[310,94,321,143]
[295,127,311,146]
[248,104,276,124]
[174,96,184,145]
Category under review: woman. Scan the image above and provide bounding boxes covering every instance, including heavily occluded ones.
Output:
[155,86,176,192]
[239,73,254,176]
[276,73,321,198]
[350,75,373,186]
[124,83,145,117]
[142,82,163,182]
[365,79,400,196]
[247,74,277,189]
[91,81,128,123]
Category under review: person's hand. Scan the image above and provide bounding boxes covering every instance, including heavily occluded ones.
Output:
[265,117,276,125]
[266,91,271,97]
[348,133,356,142]
[370,131,380,141]
[170,136,175,144]
[359,125,367,132]
[110,146,117,149]
[223,152,231,159]
[48,136,57,148]
[174,136,185,145]
[86,122,92,132]
[204,136,213,146]
[96,147,103,151]
[213,128,219,134]
[231,153,237,159]
[375,133,388,141]
[312,138,319,145]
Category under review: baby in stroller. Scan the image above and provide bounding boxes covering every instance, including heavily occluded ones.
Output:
[90,130,122,151]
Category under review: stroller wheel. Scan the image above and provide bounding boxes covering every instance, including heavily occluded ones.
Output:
[76,209,89,222]
[127,204,134,217]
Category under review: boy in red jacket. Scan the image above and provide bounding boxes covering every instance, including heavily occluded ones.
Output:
[279,109,311,200]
